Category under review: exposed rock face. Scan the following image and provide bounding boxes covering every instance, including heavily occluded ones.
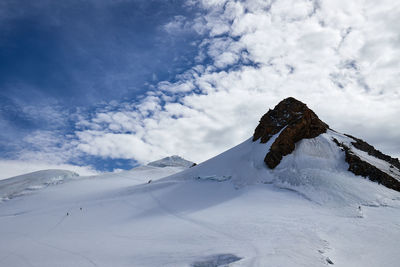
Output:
[253,97,400,192]
[252,97,329,168]
[344,134,400,170]
[332,138,400,192]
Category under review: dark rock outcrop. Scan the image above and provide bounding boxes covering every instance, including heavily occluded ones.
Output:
[332,138,400,192]
[253,97,400,192]
[344,134,400,170]
[252,97,328,168]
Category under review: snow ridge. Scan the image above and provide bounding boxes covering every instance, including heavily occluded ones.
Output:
[0,170,79,203]
[147,155,195,168]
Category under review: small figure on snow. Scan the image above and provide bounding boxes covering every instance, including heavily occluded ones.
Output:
[148,179,152,184]
[357,205,363,218]
[67,212,69,216]
[80,207,82,211]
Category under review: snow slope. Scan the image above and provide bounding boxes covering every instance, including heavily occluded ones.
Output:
[95,164,190,185]
[172,130,399,207]
[0,134,400,267]
[0,170,79,203]
[0,156,192,204]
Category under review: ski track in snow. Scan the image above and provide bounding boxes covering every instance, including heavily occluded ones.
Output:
[147,185,261,266]
[24,235,98,267]
[0,219,99,267]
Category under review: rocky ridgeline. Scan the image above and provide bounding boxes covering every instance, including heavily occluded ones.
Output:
[253,97,400,192]
[332,138,400,192]
[252,97,328,168]
[345,134,400,170]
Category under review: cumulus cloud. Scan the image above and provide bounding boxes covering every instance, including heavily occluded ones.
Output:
[8,0,396,173]
[69,0,400,166]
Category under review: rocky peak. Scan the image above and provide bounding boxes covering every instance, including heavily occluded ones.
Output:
[253,97,329,168]
[252,97,400,193]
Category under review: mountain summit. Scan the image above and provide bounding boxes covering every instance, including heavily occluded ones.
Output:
[253,97,329,168]
[1,99,400,267]
[252,97,400,192]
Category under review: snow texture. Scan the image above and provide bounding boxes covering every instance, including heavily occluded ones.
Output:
[0,133,399,266]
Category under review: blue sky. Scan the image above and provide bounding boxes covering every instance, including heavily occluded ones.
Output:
[0,0,198,102]
[1,0,399,178]
[0,0,202,173]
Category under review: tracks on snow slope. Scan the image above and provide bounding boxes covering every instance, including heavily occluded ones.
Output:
[146,181,262,266]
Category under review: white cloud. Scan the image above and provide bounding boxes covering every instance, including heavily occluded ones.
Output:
[70,0,400,166]
[163,15,192,35]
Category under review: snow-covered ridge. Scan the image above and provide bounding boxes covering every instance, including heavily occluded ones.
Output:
[352,148,400,181]
[0,170,79,203]
[168,130,399,207]
[147,155,195,168]
[332,132,400,179]
[0,156,195,203]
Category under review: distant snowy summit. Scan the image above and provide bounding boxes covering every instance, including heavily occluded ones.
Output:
[253,97,400,192]
[147,155,195,168]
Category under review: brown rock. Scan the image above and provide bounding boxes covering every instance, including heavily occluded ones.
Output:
[253,97,400,192]
[344,134,400,170]
[253,97,328,168]
[332,138,400,192]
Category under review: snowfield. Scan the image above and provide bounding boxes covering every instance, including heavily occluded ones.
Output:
[1,132,400,267]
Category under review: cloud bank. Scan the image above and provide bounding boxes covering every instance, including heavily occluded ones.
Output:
[2,0,399,175]
[72,0,400,166]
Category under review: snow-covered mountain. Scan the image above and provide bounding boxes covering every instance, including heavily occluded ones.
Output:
[0,98,399,267]
[147,155,195,168]
[0,156,194,204]
[0,170,79,203]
